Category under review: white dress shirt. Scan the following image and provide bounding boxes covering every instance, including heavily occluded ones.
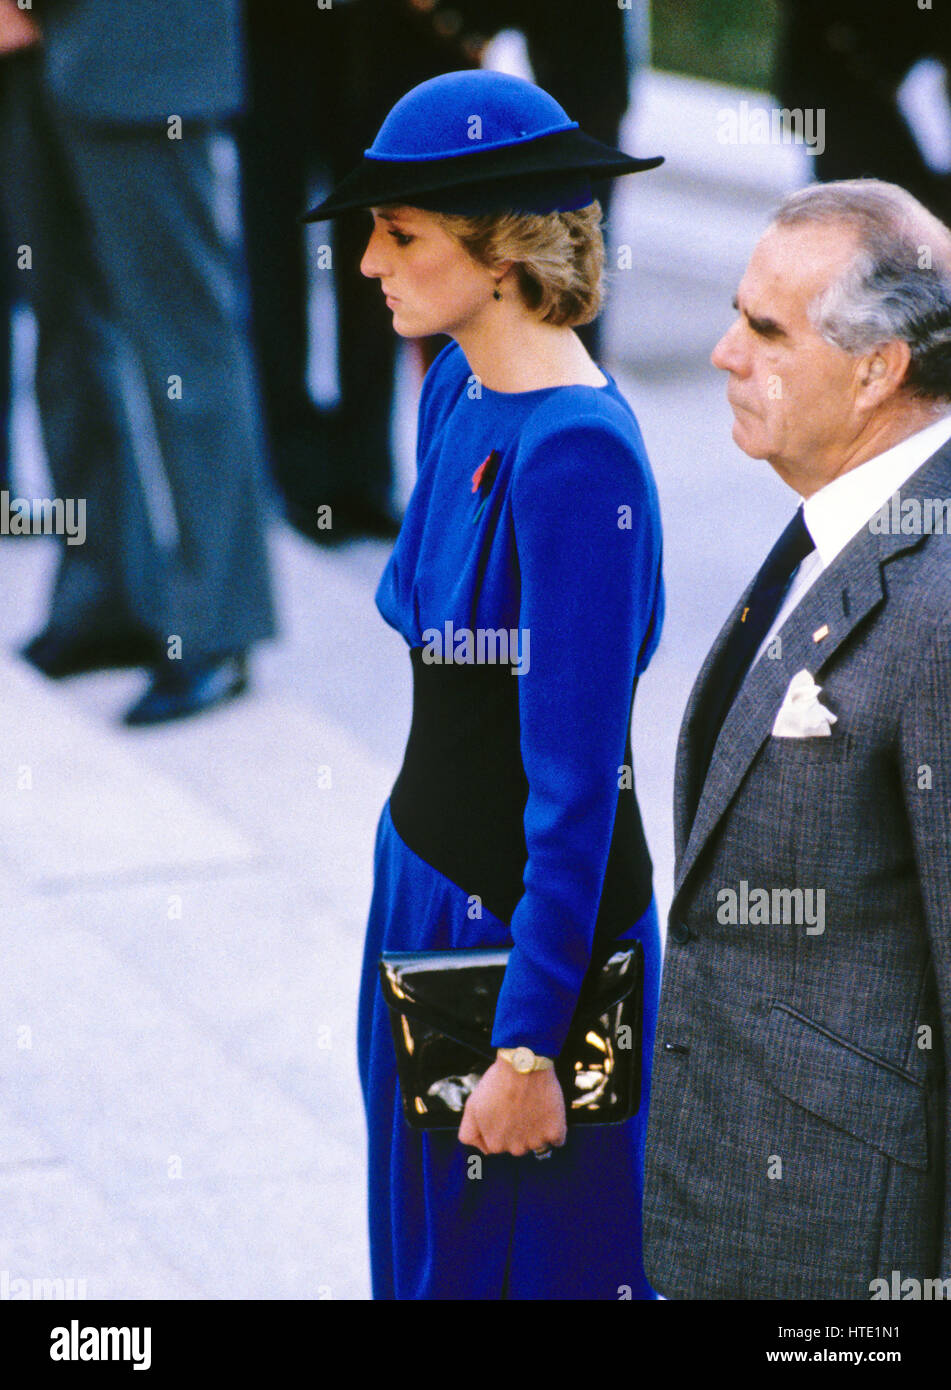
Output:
[752,412,951,667]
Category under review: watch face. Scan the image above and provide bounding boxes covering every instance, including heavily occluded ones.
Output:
[511,1047,534,1073]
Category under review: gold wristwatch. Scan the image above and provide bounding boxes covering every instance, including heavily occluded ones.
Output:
[496,1046,554,1074]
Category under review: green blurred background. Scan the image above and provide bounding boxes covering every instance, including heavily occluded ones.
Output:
[652,0,781,91]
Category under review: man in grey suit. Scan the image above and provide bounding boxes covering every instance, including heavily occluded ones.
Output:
[1,0,275,723]
[644,180,951,1300]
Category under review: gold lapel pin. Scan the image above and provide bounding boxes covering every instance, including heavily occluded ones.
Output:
[812,623,830,643]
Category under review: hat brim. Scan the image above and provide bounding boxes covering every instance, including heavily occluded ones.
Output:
[301,128,663,222]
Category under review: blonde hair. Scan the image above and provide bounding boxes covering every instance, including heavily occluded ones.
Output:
[430,201,605,327]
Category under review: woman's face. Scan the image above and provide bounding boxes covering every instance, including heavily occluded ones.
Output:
[360,205,501,338]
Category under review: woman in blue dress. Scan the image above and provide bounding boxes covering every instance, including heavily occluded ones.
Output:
[305,69,665,1300]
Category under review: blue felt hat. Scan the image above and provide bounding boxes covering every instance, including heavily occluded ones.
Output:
[303,69,663,221]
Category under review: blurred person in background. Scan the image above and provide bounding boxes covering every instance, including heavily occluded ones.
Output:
[0,0,39,497]
[240,0,639,544]
[240,0,480,543]
[776,0,951,221]
[0,0,275,725]
[0,234,10,497]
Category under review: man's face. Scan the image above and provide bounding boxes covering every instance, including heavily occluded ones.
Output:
[711,222,870,491]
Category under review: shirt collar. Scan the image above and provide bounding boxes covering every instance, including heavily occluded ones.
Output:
[801,412,951,567]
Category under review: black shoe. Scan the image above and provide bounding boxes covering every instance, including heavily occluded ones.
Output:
[334,495,402,541]
[21,628,159,678]
[123,653,249,727]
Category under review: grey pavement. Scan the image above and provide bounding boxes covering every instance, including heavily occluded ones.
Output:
[0,68,808,1301]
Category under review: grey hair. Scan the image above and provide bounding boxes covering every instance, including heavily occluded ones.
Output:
[772,180,951,402]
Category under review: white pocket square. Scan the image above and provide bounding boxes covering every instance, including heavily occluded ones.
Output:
[772,668,838,739]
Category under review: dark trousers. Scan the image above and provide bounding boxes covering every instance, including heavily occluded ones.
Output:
[240,2,411,516]
[775,0,951,222]
[0,56,276,660]
[0,59,16,495]
[0,283,9,493]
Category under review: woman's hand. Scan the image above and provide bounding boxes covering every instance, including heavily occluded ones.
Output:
[458,1059,567,1157]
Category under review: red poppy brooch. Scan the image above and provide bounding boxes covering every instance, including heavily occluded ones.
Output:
[471,450,501,523]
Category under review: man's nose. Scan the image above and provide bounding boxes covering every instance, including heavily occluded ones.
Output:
[711,318,745,374]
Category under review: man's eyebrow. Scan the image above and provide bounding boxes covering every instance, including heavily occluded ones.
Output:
[732,296,786,338]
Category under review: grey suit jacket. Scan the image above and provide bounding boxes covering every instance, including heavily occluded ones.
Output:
[643,440,951,1300]
[38,0,245,122]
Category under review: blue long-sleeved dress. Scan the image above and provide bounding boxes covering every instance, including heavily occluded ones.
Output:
[357,339,664,1300]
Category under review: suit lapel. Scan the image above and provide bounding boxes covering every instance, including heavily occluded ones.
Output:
[673,441,951,904]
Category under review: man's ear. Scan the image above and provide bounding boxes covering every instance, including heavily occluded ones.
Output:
[856,339,912,406]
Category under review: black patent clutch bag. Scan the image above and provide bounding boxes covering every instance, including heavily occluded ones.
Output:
[378,944,642,1129]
